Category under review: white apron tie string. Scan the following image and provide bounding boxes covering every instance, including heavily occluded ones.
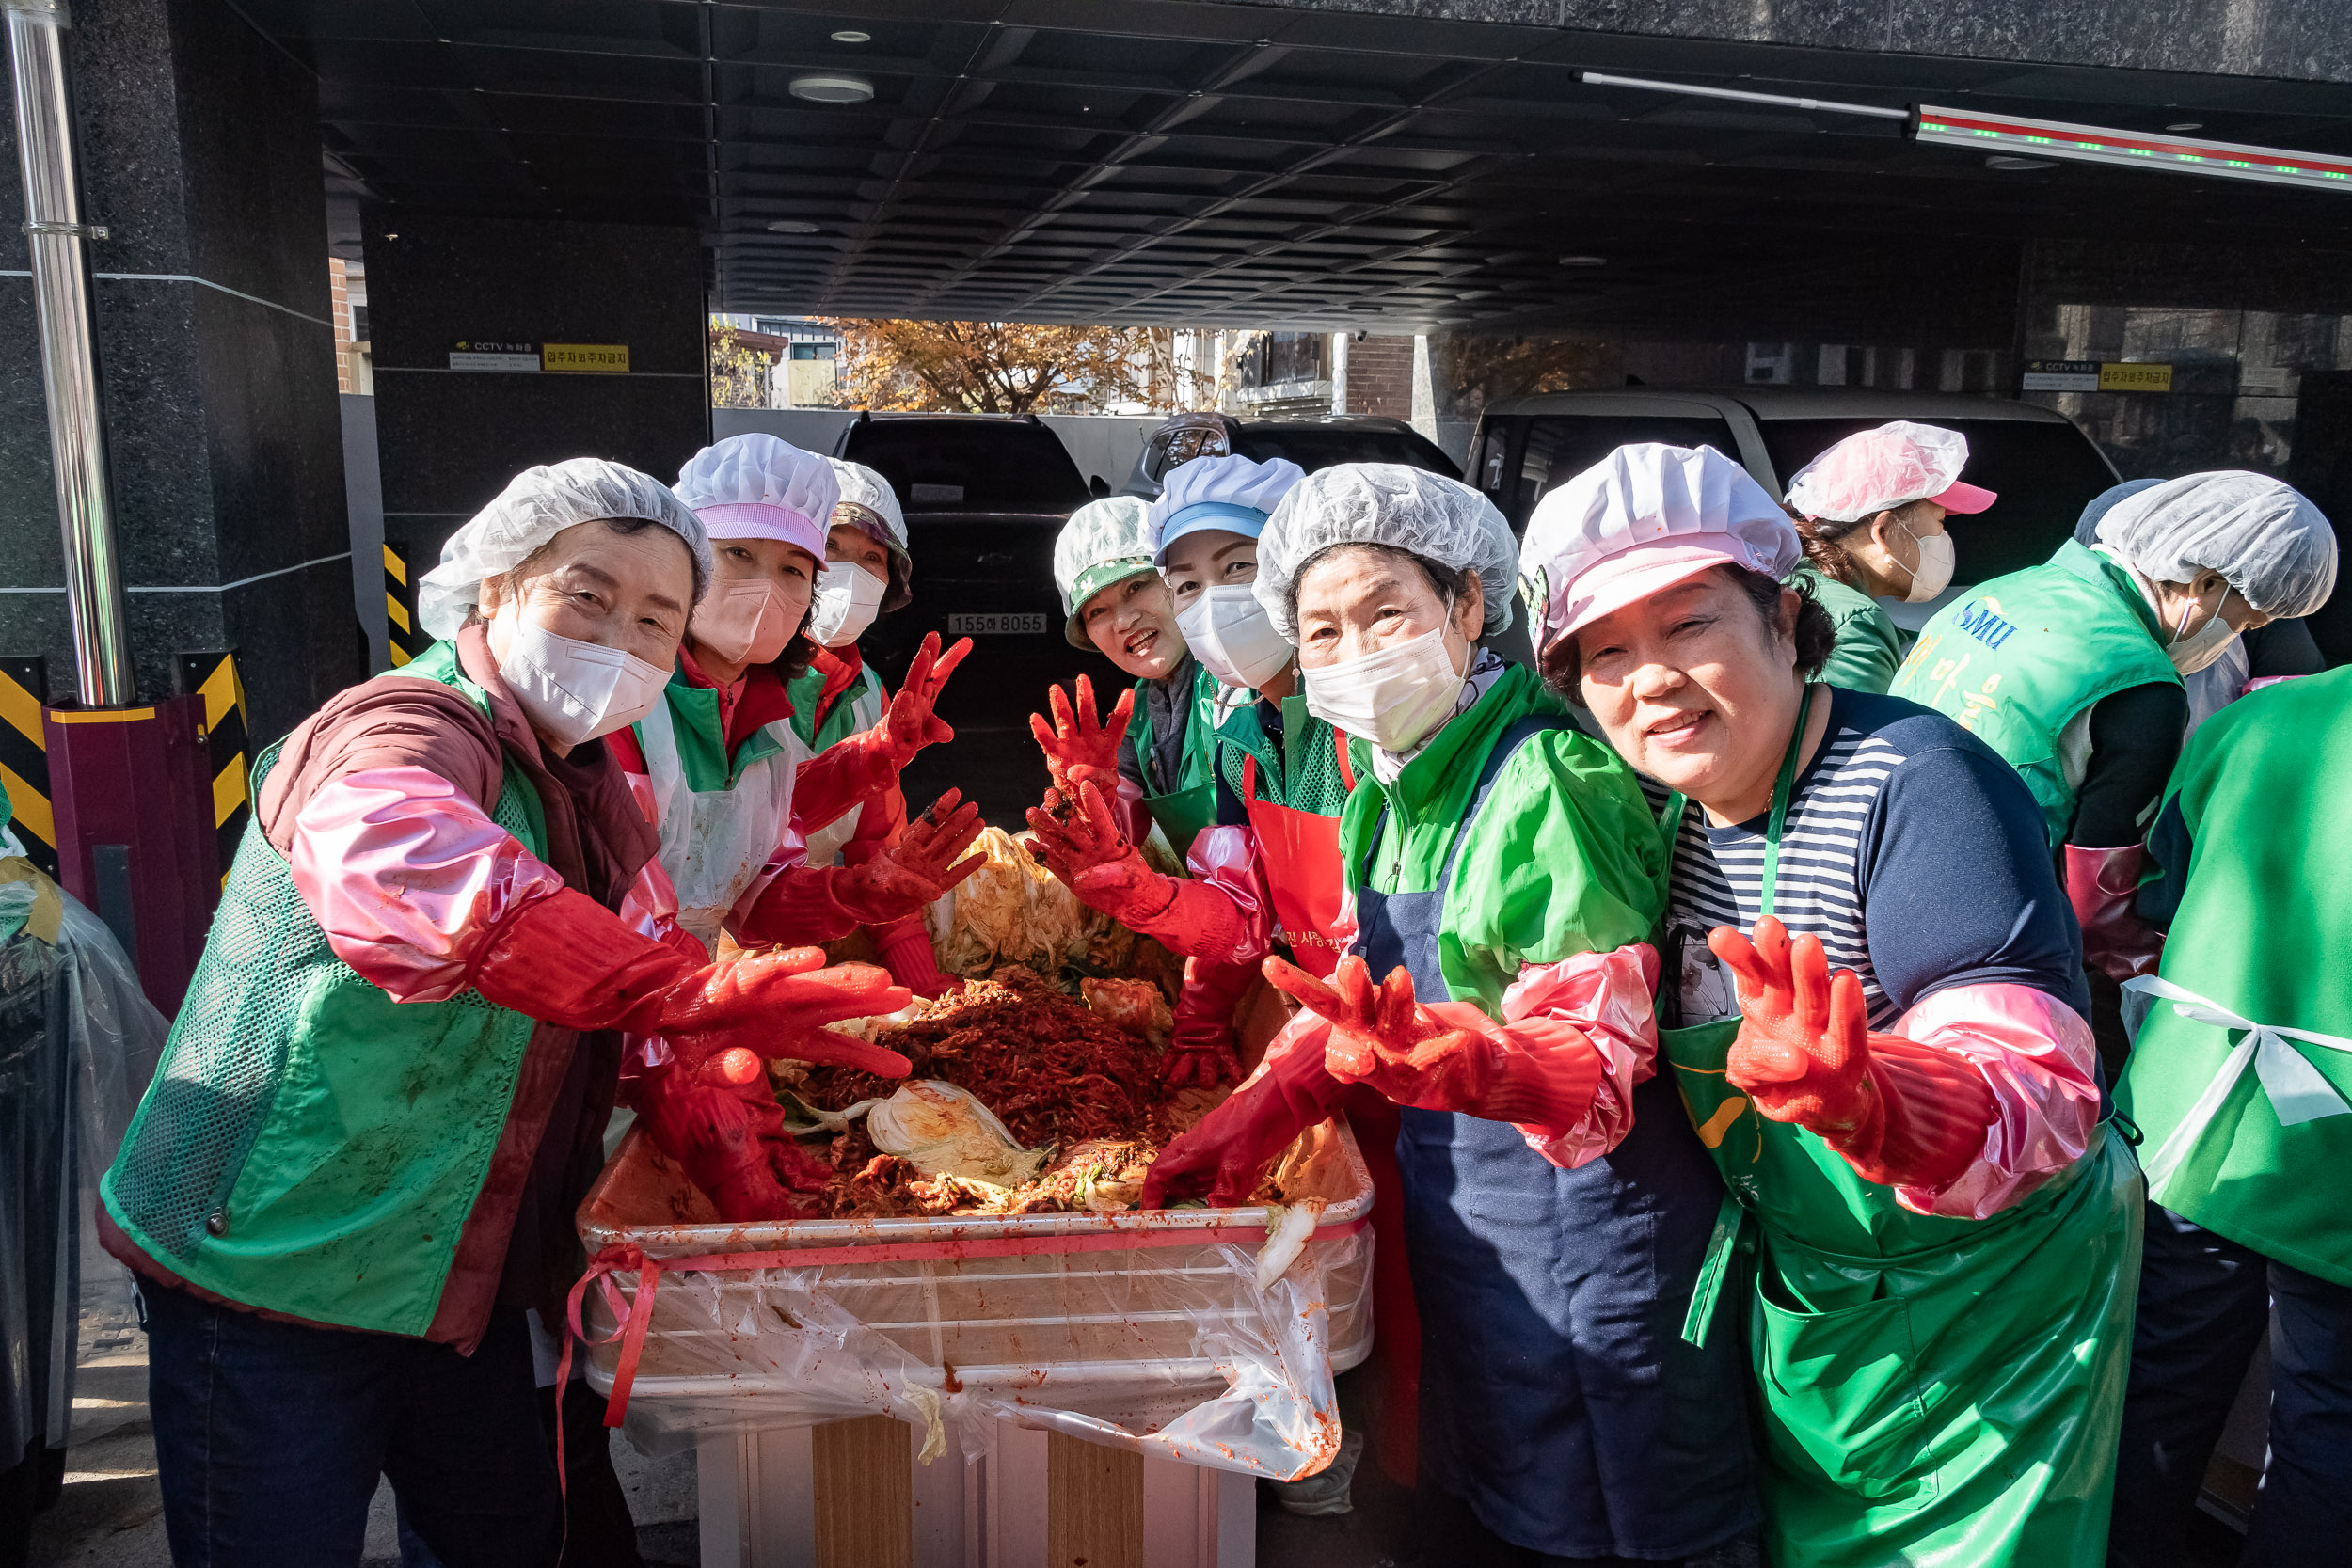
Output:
[2124,975,2352,1198]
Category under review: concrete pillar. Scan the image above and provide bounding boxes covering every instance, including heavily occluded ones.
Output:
[0,0,358,742]
[363,211,709,582]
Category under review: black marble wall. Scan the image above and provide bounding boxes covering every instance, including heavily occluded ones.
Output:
[365,211,709,579]
[0,0,358,741]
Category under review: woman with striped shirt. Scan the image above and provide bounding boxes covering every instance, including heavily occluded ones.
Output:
[1521,443,2140,1567]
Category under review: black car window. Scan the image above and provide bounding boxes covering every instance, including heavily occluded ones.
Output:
[1756,419,2118,583]
[1497,414,1741,528]
[839,420,1091,512]
[1231,428,1460,479]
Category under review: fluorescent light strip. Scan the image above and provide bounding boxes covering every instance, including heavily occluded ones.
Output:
[1916,106,2352,193]
[1578,71,1909,121]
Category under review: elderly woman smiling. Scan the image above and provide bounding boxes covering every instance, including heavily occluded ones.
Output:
[1146,464,1756,1566]
[1534,443,2137,1568]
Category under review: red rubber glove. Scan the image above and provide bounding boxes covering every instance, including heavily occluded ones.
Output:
[879,632,969,768]
[874,913,960,1001]
[1167,956,1254,1089]
[829,789,988,923]
[1708,916,1996,1192]
[2063,843,2165,983]
[632,1068,834,1221]
[469,888,914,1079]
[1266,955,1602,1136]
[1029,674,1134,798]
[1142,1013,1348,1207]
[790,633,973,817]
[1025,783,1248,958]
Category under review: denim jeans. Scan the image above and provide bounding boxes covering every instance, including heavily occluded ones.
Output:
[141,1281,561,1568]
[2110,1202,2352,1567]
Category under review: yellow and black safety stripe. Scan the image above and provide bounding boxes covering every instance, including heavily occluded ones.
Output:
[0,657,56,878]
[174,651,249,887]
[385,539,422,667]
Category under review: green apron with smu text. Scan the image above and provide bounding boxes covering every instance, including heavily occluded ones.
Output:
[1127,659,1235,860]
[1659,689,2143,1568]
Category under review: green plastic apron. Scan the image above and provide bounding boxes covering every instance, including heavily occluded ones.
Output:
[1658,690,2142,1568]
[1127,662,1225,858]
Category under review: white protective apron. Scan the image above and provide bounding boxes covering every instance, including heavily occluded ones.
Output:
[636,696,809,954]
[798,677,887,869]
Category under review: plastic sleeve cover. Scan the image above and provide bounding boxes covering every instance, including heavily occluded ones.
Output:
[614,767,699,1078]
[1886,981,2101,1219]
[793,731,897,832]
[1498,942,1661,1170]
[732,861,863,948]
[287,765,569,1002]
[1183,825,1275,961]
[1106,773,1152,856]
[728,821,816,938]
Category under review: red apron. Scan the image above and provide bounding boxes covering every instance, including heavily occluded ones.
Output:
[1243,739,1421,1485]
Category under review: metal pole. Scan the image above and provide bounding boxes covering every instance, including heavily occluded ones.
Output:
[8,0,134,706]
[1576,70,1911,122]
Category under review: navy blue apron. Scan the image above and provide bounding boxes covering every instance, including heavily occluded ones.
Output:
[1354,715,1757,1559]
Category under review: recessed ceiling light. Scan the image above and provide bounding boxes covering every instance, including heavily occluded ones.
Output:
[789,73,875,103]
[830,29,871,44]
[766,220,821,233]
[1986,154,2057,170]
[2165,120,2203,132]
[1558,255,1606,267]
[383,232,399,240]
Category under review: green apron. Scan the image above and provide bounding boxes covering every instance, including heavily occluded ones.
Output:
[1658,690,2142,1567]
[1127,659,1232,859]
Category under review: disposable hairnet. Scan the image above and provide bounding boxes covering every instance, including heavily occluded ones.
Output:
[674,434,837,554]
[419,458,712,640]
[1150,453,1306,560]
[827,458,914,612]
[1253,464,1518,641]
[1054,496,1157,647]
[2094,470,2339,618]
[1783,420,1995,523]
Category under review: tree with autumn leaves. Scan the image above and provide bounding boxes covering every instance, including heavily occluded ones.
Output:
[818,318,1214,414]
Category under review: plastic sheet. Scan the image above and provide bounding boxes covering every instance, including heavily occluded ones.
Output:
[572,1119,1375,1480]
[0,866,167,1461]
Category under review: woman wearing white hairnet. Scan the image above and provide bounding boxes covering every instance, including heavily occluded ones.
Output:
[99,460,913,1567]
[1784,420,1997,692]
[605,436,985,1033]
[1141,465,1757,1563]
[773,458,960,998]
[1891,470,2338,1070]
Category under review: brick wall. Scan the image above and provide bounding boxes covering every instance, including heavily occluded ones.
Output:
[330,257,354,393]
[1343,334,1414,418]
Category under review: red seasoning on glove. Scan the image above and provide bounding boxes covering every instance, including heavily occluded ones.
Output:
[1708,916,1996,1192]
[1028,673,1134,799]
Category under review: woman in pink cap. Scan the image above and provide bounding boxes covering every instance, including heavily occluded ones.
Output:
[606,434,992,1220]
[1781,420,1995,693]
[1523,443,2137,1566]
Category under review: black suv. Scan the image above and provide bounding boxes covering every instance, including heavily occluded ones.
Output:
[1119,412,1460,498]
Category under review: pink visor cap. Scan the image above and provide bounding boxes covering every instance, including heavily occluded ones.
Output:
[674,433,838,559]
[1518,443,1802,651]
[1783,420,1997,523]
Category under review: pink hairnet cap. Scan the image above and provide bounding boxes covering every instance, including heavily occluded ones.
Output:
[1783,420,1996,523]
[673,433,837,558]
[1518,443,1801,651]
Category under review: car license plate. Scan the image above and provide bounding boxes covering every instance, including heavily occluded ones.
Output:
[948,612,1047,635]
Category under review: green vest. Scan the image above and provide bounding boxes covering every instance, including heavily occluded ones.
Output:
[1338,663,1664,1011]
[102,641,553,1337]
[1131,659,1246,858]
[1789,562,1904,695]
[1216,691,1355,819]
[2118,667,2352,1287]
[1889,539,2179,848]
[785,661,880,756]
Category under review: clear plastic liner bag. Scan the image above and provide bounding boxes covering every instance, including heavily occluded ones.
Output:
[0,867,168,1460]
[571,1121,1375,1480]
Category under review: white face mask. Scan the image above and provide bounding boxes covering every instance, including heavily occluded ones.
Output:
[1173,584,1291,690]
[1895,522,1956,603]
[2167,588,2241,675]
[808,561,888,648]
[1301,620,1467,754]
[494,607,672,749]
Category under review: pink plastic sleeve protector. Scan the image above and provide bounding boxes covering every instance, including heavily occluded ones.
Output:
[288,765,568,1003]
[1889,981,2101,1218]
[1499,942,1661,1171]
[1182,824,1275,963]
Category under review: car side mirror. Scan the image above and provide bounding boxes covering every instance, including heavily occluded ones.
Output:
[1089,474,1110,499]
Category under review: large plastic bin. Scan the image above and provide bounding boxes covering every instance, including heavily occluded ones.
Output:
[573,1117,1374,1477]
